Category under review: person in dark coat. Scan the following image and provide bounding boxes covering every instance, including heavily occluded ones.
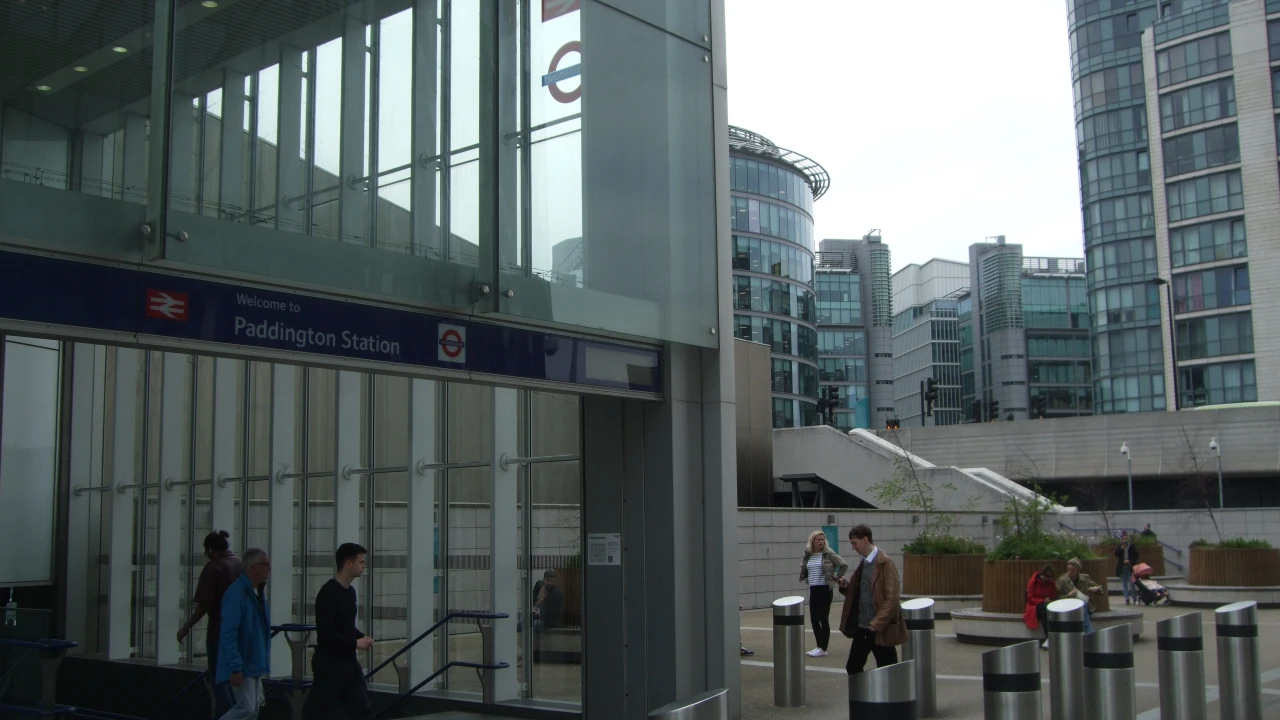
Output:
[532,569,564,630]
[1115,534,1140,605]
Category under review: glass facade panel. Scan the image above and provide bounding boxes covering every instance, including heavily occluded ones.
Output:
[1022,276,1088,329]
[1176,311,1254,360]
[1074,62,1145,116]
[1089,282,1161,329]
[1172,265,1250,313]
[729,156,814,214]
[1087,238,1157,285]
[1162,124,1239,177]
[818,330,867,356]
[815,273,863,326]
[1083,193,1154,245]
[732,235,814,285]
[1081,150,1150,200]
[1169,217,1246,267]
[1077,106,1148,156]
[1180,360,1257,406]
[730,197,814,250]
[1160,77,1235,131]
[1156,32,1232,87]
[1166,170,1244,222]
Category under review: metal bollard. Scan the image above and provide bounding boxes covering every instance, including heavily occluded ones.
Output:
[647,687,729,719]
[1083,624,1136,720]
[1216,600,1262,720]
[849,659,917,720]
[773,596,806,708]
[278,625,315,720]
[901,598,937,717]
[1046,598,1086,720]
[1157,613,1207,720]
[982,641,1042,720]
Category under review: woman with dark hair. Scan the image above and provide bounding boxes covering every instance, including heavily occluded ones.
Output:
[1023,564,1058,650]
[177,530,241,716]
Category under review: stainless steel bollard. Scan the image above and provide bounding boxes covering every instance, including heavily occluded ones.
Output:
[901,597,937,717]
[773,595,806,708]
[1046,598,1086,720]
[1216,600,1262,720]
[1083,624,1136,720]
[982,641,1042,720]
[648,687,729,719]
[849,658,917,720]
[1157,613,1207,720]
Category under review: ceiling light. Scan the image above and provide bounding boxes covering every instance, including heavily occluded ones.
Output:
[201,0,218,7]
[73,66,89,72]
[35,85,52,92]
[112,46,129,53]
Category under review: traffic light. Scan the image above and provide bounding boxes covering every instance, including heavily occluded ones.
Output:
[885,417,901,430]
[924,377,938,417]
[818,386,841,426]
[988,399,1000,422]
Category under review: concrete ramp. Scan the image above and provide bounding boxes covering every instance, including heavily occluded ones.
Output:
[772,426,1069,513]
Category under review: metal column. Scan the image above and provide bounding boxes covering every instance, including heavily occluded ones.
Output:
[982,641,1042,720]
[1216,600,1261,720]
[1157,613,1206,720]
[275,46,307,234]
[66,344,106,652]
[901,598,936,717]
[268,364,298,674]
[1046,598,1085,720]
[772,596,805,707]
[218,70,249,220]
[339,11,369,245]
[484,387,518,702]
[1083,624,1136,720]
[210,359,238,537]
[155,353,190,666]
[106,349,141,660]
[849,659,917,720]
[335,371,362,553]
[406,379,438,688]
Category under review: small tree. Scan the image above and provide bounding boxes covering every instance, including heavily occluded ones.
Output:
[870,427,966,537]
[1175,427,1225,544]
[1074,469,1118,541]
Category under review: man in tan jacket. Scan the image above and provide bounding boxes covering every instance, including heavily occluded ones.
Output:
[839,524,906,675]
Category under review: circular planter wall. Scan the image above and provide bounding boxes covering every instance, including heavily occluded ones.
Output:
[1093,543,1167,577]
[903,554,985,596]
[982,558,1112,614]
[1187,547,1280,587]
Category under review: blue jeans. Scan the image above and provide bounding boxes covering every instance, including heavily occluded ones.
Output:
[218,676,265,720]
[1082,608,1095,634]
[208,639,235,718]
[1119,572,1133,602]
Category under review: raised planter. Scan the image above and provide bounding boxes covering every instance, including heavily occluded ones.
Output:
[982,558,1112,614]
[1187,547,1280,586]
[1093,543,1166,577]
[903,554,986,596]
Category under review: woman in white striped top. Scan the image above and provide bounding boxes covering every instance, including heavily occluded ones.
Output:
[798,530,849,657]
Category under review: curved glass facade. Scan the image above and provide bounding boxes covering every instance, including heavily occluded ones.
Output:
[1069,0,1166,414]
[729,133,825,428]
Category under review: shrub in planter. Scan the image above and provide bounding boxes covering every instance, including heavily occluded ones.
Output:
[902,533,987,596]
[1187,538,1280,586]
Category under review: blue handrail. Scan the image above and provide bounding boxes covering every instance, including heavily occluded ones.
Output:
[0,638,80,718]
[365,611,508,682]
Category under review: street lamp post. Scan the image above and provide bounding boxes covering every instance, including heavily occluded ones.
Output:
[1153,277,1180,411]
[1121,442,1133,511]
[1210,437,1223,509]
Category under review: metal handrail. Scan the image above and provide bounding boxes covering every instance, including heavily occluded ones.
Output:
[364,611,508,681]
[1056,521,1185,571]
[370,660,511,720]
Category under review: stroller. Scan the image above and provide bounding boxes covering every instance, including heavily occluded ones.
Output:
[1132,563,1171,606]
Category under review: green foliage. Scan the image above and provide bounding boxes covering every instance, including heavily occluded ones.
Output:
[903,533,987,556]
[988,529,1097,561]
[1096,533,1159,547]
[868,430,978,541]
[1191,538,1272,550]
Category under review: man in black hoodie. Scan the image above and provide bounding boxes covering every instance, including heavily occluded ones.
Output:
[305,543,375,719]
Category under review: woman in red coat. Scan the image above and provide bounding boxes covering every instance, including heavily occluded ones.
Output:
[1023,564,1058,649]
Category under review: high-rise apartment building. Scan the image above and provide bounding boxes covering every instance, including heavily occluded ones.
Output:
[815,235,896,430]
[728,126,830,427]
[890,258,970,426]
[958,240,1092,421]
[1070,0,1277,412]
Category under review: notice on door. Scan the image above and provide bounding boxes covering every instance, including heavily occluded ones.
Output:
[587,533,622,566]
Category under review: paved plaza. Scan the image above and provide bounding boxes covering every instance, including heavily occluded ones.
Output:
[737,605,1280,719]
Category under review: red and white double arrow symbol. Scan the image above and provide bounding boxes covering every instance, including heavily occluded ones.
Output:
[542,0,580,22]
[145,289,190,321]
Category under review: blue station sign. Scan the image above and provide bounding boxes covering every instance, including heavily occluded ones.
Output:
[0,249,662,396]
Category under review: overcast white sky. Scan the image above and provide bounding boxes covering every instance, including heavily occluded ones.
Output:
[724,1,1087,272]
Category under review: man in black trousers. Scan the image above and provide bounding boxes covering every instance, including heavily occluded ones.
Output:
[305,543,375,719]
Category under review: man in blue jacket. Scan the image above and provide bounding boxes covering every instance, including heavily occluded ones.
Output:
[217,548,272,720]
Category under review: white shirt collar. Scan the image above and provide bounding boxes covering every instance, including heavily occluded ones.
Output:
[863,546,879,564]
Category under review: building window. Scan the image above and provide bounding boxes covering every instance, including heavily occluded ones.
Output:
[1169,217,1246,268]
[772,398,795,429]
[1160,77,1235,131]
[1030,361,1092,384]
[1071,10,1155,66]
[730,197,813,250]
[732,275,815,323]
[1172,265,1250,313]
[818,330,867,355]
[1073,62,1145,115]
[772,359,793,394]
[730,156,814,214]
[1273,68,1280,108]
[1080,150,1150,200]
[1270,19,1280,61]
[799,364,820,398]
[732,235,814,285]
[1093,327,1164,374]
[1089,282,1161,328]
[1077,106,1148,156]
[1084,193,1154,245]
[1156,32,1232,88]
[1022,276,1088,329]
[1028,333,1092,358]
[1166,170,1243,223]
[1093,371,1166,414]
[1176,311,1254,360]
[733,315,810,360]
[1180,360,1257,407]
[1087,237,1157,284]
[818,358,868,383]
[1162,124,1239,178]
[815,273,863,326]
